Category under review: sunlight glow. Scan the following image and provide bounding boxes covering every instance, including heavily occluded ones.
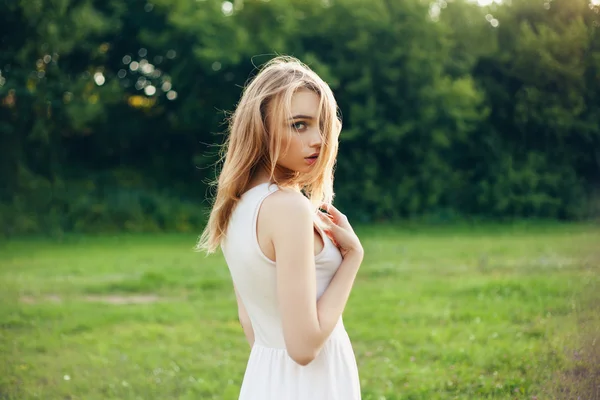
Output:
[474,0,598,8]
[166,90,178,101]
[93,72,105,86]
[472,0,502,5]
[222,1,233,16]
[144,85,156,96]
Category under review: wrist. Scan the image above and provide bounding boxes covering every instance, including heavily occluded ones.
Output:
[345,247,364,261]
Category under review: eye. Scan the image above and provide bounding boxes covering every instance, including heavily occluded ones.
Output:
[292,121,308,131]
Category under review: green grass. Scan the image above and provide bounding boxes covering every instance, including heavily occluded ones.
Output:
[1,224,598,399]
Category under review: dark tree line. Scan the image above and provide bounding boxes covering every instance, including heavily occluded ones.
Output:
[1,0,599,235]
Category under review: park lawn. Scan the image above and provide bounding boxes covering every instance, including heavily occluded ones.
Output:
[0,224,598,400]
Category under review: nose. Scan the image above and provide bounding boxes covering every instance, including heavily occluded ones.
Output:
[308,128,322,148]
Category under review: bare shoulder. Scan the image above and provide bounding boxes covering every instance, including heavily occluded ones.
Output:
[262,188,312,217]
[261,189,313,228]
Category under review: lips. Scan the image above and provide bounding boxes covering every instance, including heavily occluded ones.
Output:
[305,153,319,165]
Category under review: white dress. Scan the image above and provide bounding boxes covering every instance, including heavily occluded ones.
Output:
[221,182,361,400]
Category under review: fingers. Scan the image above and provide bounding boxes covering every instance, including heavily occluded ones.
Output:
[317,210,334,227]
[318,220,339,247]
[320,203,347,223]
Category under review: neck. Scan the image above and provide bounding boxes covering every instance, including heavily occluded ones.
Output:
[249,166,301,192]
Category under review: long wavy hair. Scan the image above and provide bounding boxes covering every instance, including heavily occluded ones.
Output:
[196,56,342,254]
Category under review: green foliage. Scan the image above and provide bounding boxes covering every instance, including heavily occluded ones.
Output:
[1,0,599,234]
[0,169,206,237]
[467,0,600,219]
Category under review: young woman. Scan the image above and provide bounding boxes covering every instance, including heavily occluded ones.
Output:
[197,56,363,399]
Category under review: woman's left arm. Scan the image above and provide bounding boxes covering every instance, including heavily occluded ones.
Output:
[234,286,254,348]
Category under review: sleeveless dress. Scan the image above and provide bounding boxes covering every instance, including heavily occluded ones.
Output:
[220,182,361,400]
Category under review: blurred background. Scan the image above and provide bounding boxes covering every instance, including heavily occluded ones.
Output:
[1,0,599,236]
[1,1,600,399]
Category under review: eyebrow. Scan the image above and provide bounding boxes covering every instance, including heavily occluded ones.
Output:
[288,114,314,120]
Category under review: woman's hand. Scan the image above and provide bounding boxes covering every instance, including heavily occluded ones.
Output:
[317,203,363,258]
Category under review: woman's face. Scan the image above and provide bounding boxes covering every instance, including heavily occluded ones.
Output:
[275,89,323,173]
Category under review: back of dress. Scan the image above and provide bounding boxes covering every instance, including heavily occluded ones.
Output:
[221,182,286,348]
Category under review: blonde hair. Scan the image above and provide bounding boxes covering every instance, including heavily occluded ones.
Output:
[196,55,342,254]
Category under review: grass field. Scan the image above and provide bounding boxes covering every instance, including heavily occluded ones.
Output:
[1,224,599,399]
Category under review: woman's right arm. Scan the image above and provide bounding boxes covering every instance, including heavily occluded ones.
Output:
[264,191,363,366]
